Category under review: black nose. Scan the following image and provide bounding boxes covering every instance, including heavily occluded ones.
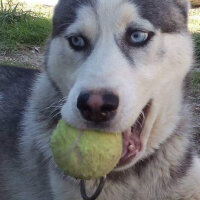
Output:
[77,91,119,123]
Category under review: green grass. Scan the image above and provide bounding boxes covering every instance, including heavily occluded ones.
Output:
[0,0,52,52]
[0,0,200,62]
[189,8,200,63]
[189,71,200,99]
[191,71,200,88]
[193,33,200,63]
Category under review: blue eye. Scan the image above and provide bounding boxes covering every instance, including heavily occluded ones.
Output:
[71,36,85,47]
[126,29,154,47]
[131,31,148,44]
[67,35,88,51]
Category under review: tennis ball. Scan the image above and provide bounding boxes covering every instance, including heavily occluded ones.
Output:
[50,120,122,180]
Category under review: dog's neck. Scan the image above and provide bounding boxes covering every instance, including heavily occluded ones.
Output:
[104,112,194,200]
[20,72,195,200]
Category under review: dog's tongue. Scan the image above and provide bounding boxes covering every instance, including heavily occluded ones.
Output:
[120,128,141,163]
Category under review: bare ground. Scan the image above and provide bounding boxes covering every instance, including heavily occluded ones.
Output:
[0,47,45,69]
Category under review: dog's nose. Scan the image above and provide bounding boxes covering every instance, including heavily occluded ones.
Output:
[77,91,119,123]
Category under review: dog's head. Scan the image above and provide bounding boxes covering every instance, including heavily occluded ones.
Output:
[46,0,193,171]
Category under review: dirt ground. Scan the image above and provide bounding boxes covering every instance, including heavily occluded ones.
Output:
[0,47,45,69]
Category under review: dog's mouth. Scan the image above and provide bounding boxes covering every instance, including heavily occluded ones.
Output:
[117,101,151,167]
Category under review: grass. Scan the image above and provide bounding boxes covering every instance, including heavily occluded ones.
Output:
[193,33,200,63]
[0,0,52,52]
[191,71,200,92]
[189,8,200,63]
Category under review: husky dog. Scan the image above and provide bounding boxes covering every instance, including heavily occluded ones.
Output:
[0,0,200,199]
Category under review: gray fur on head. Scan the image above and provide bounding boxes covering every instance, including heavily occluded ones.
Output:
[133,0,190,32]
[52,0,189,38]
[52,0,94,37]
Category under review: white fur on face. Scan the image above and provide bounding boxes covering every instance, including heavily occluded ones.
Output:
[47,0,193,169]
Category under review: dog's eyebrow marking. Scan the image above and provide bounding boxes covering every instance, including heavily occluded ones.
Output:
[114,3,155,36]
[126,22,155,33]
[96,0,139,35]
[52,0,96,37]
[65,6,98,42]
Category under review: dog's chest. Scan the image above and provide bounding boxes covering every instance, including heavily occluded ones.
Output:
[50,170,173,200]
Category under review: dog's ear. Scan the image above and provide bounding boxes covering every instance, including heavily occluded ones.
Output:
[175,0,191,16]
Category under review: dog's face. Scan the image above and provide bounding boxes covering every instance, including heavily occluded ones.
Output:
[46,0,193,171]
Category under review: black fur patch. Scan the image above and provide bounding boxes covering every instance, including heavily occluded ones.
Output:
[0,65,39,158]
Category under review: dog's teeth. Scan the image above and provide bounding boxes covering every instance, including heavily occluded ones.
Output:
[101,112,107,116]
[128,144,134,151]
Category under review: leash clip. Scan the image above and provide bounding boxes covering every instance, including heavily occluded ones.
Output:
[80,177,106,200]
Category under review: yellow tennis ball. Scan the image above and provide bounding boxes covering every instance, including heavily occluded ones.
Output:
[50,120,122,180]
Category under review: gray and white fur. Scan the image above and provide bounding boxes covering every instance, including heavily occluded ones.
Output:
[0,0,200,199]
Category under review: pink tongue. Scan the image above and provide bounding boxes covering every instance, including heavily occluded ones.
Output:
[120,128,141,161]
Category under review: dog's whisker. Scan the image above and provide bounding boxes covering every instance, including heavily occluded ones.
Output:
[136,120,143,129]
[41,98,66,111]
[48,111,62,122]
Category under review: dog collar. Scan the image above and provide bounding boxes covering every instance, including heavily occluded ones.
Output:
[80,177,106,200]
